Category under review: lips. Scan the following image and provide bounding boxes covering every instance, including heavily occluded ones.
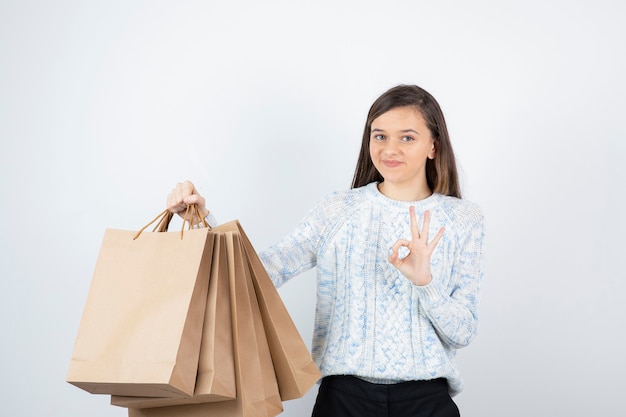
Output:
[382,160,402,168]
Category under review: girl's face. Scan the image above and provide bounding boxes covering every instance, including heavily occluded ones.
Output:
[369,106,436,197]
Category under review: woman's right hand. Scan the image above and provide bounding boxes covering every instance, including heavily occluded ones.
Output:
[166,181,209,219]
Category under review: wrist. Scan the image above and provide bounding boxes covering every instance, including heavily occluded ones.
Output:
[203,211,217,228]
[410,274,432,286]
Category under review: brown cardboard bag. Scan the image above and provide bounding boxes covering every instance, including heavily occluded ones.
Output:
[111,233,236,408]
[238,234,283,417]
[214,221,321,401]
[67,209,214,398]
[128,232,282,417]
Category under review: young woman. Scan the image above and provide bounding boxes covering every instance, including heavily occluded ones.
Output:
[167,85,485,417]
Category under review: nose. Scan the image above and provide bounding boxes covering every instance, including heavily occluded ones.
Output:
[381,140,400,156]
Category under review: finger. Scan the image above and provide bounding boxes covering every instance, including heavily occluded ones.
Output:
[429,227,445,249]
[182,180,197,196]
[173,183,184,207]
[421,210,431,242]
[167,181,196,213]
[389,239,411,264]
[388,248,401,266]
[183,194,200,205]
[168,201,187,214]
[391,239,411,253]
[167,186,184,213]
[175,182,188,204]
[409,206,420,239]
[184,194,208,217]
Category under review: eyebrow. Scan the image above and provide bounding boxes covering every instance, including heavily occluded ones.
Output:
[371,128,420,134]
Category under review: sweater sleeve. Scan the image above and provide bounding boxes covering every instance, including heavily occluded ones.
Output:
[413,204,486,348]
[258,197,330,288]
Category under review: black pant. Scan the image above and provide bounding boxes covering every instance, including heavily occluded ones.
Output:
[311,375,460,417]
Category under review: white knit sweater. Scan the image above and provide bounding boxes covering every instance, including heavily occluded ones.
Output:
[258,182,485,396]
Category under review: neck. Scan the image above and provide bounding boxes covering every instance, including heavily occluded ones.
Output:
[377,181,432,201]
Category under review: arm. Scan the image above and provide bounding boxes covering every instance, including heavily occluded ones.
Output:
[258,200,328,288]
[166,181,329,288]
[413,210,486,348]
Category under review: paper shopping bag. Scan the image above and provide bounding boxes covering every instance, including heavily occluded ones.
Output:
[128,232,282,417]
[238,234,283,417]
[67,210,213,398]
[111,232,236,408]
[213,221,321,401]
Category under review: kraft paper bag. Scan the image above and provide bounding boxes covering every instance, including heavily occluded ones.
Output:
[128,232,281,417]
[67,209,213,398]
[111,233,236,408]
[239,235,283,417]
[214,221,321,401]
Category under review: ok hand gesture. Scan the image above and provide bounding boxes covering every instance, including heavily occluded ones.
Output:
[388,206,445,286]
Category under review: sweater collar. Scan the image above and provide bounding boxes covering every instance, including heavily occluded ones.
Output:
[364,182,443,210]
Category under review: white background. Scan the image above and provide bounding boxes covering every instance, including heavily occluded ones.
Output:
[1,1,624,416]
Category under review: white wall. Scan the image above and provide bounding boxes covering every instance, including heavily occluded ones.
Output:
[1,1,624,416]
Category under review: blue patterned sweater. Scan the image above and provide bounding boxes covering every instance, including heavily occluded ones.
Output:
[258,182,486,396]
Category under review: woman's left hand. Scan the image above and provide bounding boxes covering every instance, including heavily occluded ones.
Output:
[388,206,445,286]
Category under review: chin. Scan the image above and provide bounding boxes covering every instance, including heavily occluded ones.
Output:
[381,176,406,184]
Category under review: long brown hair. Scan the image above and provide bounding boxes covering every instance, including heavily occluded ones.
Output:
[351,85,461,198]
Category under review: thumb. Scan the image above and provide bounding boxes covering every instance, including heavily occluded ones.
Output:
[183,194,208,217]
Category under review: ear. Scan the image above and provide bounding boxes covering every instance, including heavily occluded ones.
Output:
[428,141,437,159]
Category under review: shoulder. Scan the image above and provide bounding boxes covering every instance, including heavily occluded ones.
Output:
[437,195,485,231]
[301,185,372,227]
[316,184,371,211]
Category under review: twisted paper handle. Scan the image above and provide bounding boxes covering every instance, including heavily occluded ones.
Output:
[133,204,210,240]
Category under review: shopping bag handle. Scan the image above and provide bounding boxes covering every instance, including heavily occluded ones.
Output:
[133,204,210,240]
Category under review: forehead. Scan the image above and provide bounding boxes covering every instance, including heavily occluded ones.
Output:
[371,106,427,130]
